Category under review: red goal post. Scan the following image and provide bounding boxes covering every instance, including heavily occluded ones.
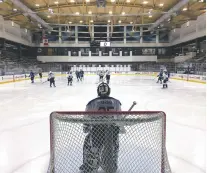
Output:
[48,111,171,173]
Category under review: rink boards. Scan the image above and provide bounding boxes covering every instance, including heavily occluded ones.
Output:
[0,71,206,84]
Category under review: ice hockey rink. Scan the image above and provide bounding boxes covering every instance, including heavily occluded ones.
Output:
[0,75,205,173]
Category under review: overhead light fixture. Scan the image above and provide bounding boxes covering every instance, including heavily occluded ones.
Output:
[48,8,53,13]
[118,20,121,23]
[47,15,51,18]
[71,0,75,2]
[130,21,133,24]
[111,0,115,2]
[35,4,40,7]
[86,0,90,2]
[149,15,152,18]
[159,3,164,7]
[183,7,187,11]
[126,0,130,2]
[122,12,125,15]
[80,20,83,23]
[199,0,204,2]
[54,1,59,4]
[69,21,72,24]
[13,8,17,11]
[143,1,148,4]
[0,0,3,3]
[75,12,80,15]
[88,11,92,14]
[90,20,93,23]
[108,20,111,23]
[109,11,112,14]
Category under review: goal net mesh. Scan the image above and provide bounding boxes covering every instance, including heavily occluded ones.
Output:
[48,111,171,173]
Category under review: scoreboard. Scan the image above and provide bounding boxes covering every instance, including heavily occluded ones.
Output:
[100,42,111,47]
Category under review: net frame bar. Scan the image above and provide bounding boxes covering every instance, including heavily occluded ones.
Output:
[49,111,167,173]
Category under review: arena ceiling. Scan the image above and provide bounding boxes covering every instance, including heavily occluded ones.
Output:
[0,0,206,31]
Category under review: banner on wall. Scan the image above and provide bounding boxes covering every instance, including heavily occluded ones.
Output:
[43,36,48,46]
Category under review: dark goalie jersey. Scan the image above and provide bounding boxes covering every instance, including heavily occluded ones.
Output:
[85,96,122,120]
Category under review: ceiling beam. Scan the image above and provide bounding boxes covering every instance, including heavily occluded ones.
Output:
[149,0,190,31]
[3,2,165,19]
[9,0,52,30]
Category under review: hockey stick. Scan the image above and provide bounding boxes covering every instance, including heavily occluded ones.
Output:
[128,101,137,111]
[42,80,48,84]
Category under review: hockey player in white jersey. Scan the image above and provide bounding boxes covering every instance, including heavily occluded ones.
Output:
[79,82,121,173]
[67,71,73,86]
[163,70,169,88]
[48,71,56,87]
[99,70,105,82]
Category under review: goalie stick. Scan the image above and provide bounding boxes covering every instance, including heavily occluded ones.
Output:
[128,101,137,111]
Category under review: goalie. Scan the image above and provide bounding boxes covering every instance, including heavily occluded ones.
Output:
[79,83,121,173]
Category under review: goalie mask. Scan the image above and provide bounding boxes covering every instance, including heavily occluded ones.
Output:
[97,83,110,97]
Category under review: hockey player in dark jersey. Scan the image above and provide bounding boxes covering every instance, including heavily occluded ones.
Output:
[67,71,73,86]
[79,69,84,81]
[29,70,35,83]
[157,70,163,84]
[79,83,121,173]
[76,70,80,82]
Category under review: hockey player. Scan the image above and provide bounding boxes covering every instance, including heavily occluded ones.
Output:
[163,70,169,88]
[29,70,35,83]
[67,71,73,86]
[79,83,121,173]
[76,70,80,82]
[99,70,105,82]
[157,69,163,84]
[39,69,43,82]
[105,70,111,84]
[79,69,84,81]
[48,71,56,87]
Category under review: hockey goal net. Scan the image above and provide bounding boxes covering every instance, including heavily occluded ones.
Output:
[48,111,171,173]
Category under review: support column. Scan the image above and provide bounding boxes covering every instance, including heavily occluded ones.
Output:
[107,24,110,41]
[92,25,94,41]
[59,26,62,44]
[75,25,78,43]
[156,30,159,43]
[124,25,126,44]
[140,27,143,43]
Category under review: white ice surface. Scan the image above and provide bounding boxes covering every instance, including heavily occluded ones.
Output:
[0,75,205,173]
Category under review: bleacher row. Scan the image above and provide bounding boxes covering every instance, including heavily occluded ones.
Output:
[0,47,206,76]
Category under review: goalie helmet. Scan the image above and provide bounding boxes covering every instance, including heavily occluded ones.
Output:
[97,82,110,97]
